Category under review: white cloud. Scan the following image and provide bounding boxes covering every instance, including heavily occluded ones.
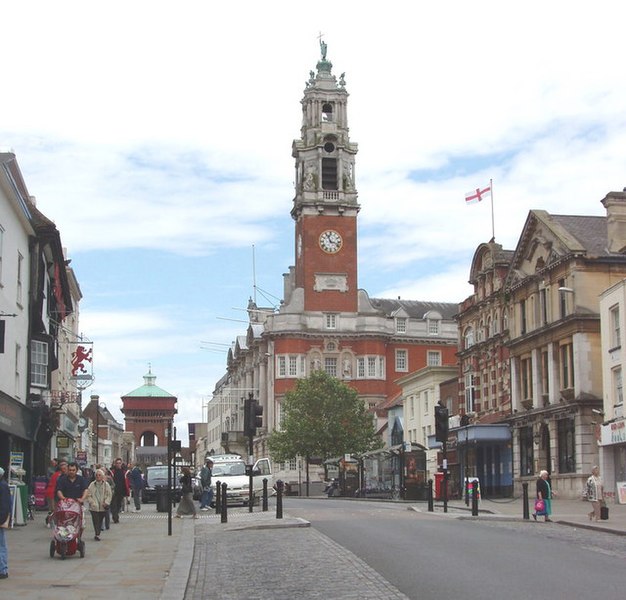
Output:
[4,1,626,443]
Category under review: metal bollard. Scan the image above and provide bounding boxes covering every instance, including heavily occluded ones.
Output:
[221,482,228,523]
[471,480,479,516]
[276,479,283,519]
[522,482,529,520]
[427,479,434,512]
[215,480,221,514]
[262,478,268,512]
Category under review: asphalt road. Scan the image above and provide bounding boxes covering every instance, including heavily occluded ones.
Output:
[286,498,626,600]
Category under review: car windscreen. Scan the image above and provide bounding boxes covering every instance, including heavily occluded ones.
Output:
[212,463,246,477]
[146,467,170,486]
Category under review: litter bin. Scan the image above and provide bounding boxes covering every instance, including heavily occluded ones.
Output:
[156,486,170,512]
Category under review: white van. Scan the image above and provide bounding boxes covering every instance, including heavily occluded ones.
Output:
[209,454,273,506]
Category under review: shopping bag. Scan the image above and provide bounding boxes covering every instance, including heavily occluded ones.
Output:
[534,499,546,515]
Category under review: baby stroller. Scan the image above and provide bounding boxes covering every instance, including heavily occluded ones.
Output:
[49,498,85,559]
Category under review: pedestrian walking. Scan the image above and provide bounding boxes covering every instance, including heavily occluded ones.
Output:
[175,467,197,519]
[533,469,557,522]
[110,458,128,523]
[199,459,213,510]
[45,460,68,525]
[55,462,89,504]
[128,463,144,511]
[87,469,112,541]
[586,466,604,522]
[0,467,10,580]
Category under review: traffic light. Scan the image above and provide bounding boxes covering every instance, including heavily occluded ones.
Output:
[435,404,449,443]
[244,395,264,438]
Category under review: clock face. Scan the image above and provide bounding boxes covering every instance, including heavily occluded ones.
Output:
[319,230,343,254]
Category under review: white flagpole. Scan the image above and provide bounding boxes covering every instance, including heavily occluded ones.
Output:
[490,178,495,242]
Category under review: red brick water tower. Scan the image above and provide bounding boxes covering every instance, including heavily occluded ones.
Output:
[121,368,177,448]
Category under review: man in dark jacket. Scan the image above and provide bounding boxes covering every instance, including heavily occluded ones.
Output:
[199,459,213,510]
[128,464,144,511]
[110,458,128,523]
[0,466,11,579]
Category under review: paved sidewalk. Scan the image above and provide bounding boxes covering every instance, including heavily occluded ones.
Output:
[426,496,626,535]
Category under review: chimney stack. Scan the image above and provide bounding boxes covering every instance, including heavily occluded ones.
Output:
[601,191,626,253]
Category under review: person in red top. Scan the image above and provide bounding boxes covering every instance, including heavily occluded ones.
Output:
[45,460,68,526]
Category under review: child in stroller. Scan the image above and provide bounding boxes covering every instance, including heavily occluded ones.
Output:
[49,498,85,559]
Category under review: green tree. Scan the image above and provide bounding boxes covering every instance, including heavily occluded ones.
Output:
[268,370,382,465]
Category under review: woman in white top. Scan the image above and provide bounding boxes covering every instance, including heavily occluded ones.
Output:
[586,466,604,522]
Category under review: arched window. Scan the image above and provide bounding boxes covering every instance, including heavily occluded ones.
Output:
[322,102,333,122]
[464,327,475,349]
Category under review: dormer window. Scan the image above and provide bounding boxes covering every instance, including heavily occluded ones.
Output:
[322,103,333,122]
[395,317,407,334]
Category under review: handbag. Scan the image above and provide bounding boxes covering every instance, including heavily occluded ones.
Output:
[534,499,546,515]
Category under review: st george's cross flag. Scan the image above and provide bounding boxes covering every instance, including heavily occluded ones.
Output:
[465,184,492,205]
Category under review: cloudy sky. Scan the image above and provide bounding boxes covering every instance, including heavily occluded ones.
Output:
[2,1,625,444]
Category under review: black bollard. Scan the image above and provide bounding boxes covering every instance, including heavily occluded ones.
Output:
[522,482,529,520]
[262,478,268,512]
[427,479,434,512]
[471,480,479,516]
[221,482,228,523]
[276,479,283,519]
[215,480,221,514]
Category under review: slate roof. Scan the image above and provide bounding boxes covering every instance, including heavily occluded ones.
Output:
[369,298,457,320]
[551,215,608,257]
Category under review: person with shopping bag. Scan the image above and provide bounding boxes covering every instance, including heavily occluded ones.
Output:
[533,470,557,522]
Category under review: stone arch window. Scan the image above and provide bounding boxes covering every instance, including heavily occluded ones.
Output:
[322,102,333,122]
[502,309,509,332]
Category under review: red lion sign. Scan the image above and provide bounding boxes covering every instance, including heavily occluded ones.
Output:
[71,345,93,376]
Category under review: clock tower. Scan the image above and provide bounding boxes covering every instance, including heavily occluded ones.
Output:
[291,42,359,312]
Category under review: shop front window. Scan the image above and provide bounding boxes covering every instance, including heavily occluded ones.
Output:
[519,426,534,476]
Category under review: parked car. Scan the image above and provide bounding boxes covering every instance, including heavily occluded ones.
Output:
[210,454,272,506]
[141,465,182,503]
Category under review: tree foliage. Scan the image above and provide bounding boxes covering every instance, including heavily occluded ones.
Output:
[267,370,383,461]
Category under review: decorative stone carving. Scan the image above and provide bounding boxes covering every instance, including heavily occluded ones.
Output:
[314,273,348,292]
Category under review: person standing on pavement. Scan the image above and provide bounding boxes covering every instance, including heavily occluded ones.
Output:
[87,469,112,541]
[0,467,10,580]
[199,459,213,511]
[175,467,197,519]
[533,469,556,522]
[586,466,604,522]
[128,463,144,511]
[110,458,128,523]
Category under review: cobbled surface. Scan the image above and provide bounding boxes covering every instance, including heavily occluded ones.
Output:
[186,525,409,600]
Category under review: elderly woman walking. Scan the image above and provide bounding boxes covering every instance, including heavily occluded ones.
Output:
[533,470,556,522]
[87,469,112,541]
[586,466,604,522]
